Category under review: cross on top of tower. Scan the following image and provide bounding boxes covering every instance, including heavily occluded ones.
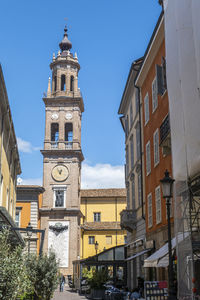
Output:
[59,25,72,52]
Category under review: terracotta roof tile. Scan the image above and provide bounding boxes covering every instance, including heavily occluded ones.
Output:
[80,188,126,198]
[81,222,122,231]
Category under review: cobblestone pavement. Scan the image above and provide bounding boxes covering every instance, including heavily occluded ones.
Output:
[52,285,87,300]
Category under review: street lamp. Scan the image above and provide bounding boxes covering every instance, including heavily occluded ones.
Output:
[160,170,176,300]
[26,222,33,255]
[95,241,99,255]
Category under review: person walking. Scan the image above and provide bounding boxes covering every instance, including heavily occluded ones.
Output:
[59,274,65,292]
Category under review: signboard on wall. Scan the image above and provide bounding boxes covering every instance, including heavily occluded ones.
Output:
[144,281,168,300]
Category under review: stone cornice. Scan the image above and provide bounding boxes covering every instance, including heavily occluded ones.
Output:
[39,207,83,217]
[43,96,84,113]
[40,149,84,162]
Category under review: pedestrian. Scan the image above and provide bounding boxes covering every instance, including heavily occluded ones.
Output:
[130,288,140,300]
[59,274,65,292]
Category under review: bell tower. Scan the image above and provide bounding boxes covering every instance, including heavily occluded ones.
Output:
[40,26,84,274]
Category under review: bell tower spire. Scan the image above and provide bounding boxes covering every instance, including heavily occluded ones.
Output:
[41,25,84,275]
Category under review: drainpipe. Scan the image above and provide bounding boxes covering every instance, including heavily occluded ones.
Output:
[134,84,145,221]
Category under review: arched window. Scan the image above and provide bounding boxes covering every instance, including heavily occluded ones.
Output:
[51,123,59,141]
[70,76,74,92]
[54,76,57,91]
[65,123,73,141]
[61,74,66,91]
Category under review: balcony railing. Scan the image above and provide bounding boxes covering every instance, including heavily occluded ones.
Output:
[51,142,58,149]
[160,114,171,155]
[47,141,80,150]
[120,209,137,232]
[65,142,73,149]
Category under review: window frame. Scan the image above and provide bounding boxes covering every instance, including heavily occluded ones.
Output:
[155,185,162,224]
[153,129,160,167]
[144,93,149,125]
[88,236,95,245]
[130,135,134,169]
[93,212,101,222]
[148,193,153,228]
[146,141,151,176]
[152,77,158,113]
[53,185,67,208]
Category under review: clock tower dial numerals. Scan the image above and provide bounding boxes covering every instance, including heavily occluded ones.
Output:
[51,165,69,182]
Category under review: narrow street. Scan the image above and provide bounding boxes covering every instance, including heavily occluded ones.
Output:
[52,285,87,300]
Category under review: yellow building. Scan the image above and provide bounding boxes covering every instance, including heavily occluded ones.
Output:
[16,185,44,253]
[0,64,22,244]
[80,189,127,259]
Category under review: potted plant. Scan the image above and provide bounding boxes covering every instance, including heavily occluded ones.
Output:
[87,269,108,299]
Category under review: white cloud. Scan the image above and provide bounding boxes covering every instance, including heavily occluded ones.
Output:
[81,163,125,189]
[17,177,42,186]
[17,137,40,153]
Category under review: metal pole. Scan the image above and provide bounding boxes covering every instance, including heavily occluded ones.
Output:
[166,198,176,300]
[28,237,30,255]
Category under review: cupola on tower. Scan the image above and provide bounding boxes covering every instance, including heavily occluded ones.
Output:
[40,26,84,275]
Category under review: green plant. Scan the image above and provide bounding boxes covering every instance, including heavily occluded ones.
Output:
[87,269,108,289]
[25,251,59,300]
[0,229,32,300]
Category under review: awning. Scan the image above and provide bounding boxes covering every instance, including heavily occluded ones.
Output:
[126,249,151,261]
[144,233,189,268]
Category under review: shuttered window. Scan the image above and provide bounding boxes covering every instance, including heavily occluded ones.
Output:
[130,135,134,169]
[154,129,159,166]
[155,186,162,224]
[144,93,149,125]
[152,77,158,112]
[148,193,153,228]
[146,141,151,175]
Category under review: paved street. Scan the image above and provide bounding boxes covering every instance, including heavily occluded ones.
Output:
[52,285,87,300]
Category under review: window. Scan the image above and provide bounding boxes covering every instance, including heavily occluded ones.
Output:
[51,123,59,141]
[152,77,158,112]
[15,210,21,227]
[130,103,133,128]
[156,57,167,95]
[94,212,101,222]
[61,74,66,91]
[106,236,112,245]
[130,135,134,169]
[88,236,95,244]
[146,141,151,175]
[144,93,149,124]
[136,122,141,160]
[135,89,140,114]
[138,172,142,207]
[148,193,153,228]
[54,76,57,91]
[131,179,135,210]
[70,76,74,91]
[154,129,159,166]
[127,183,130,208]
[124,235,127,244]
[53,186,66,208]
[126,146,129,176]
[65,123,73,149]
[155,186,162,224]
[125,115,129,137]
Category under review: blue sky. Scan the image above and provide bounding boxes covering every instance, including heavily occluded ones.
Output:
[0,0,161,188]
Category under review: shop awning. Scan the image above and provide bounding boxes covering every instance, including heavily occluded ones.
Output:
[126,249,151,261]
[143,238,176,268]
[144,233,189,268]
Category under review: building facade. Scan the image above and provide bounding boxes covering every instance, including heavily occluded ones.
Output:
[80,189,127,259]
[16,185,44,253]
[40,26,84,275]
[118,59,148,290]
[135,13,173,281]
[0,64,23,244]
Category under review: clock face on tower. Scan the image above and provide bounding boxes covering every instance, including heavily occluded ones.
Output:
[51,165,69,182]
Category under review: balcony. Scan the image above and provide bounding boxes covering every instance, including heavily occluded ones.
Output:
[120,209,137,232]
[160,114,171,155]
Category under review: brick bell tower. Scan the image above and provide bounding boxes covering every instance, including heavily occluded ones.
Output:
[40,26,84,275]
